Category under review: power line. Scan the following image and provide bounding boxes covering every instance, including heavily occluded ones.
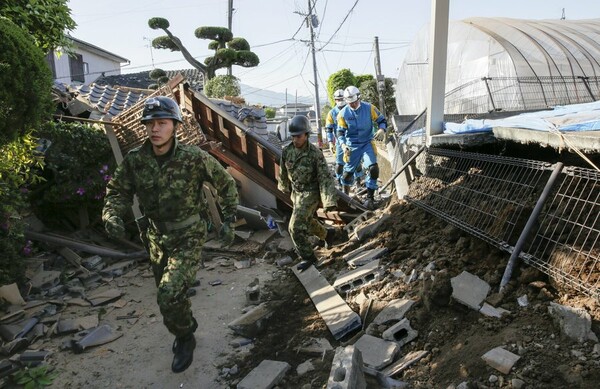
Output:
[318,0,359,51]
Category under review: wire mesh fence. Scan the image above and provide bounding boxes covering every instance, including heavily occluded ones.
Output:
[444,76,600,114]
[403,147,600,299]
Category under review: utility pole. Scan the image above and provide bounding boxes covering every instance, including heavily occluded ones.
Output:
[227,0,233,76]
[307,0,323,147]
[374,36,386,117]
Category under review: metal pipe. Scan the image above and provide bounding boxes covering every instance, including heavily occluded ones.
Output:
[499,162,564,292]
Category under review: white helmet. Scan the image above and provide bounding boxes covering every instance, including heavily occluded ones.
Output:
[333,89,345,107]
[343,86,360,103]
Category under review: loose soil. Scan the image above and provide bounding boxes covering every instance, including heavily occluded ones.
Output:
[3,197,600,388]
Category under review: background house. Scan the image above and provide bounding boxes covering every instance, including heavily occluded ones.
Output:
[47,36,129,85]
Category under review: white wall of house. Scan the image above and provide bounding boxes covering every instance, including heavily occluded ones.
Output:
[48,38,128,85]
[51,50,123,85]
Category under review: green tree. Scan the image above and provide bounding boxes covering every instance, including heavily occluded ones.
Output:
[0,17,53,145]
[320,104,332,127]
[148,18,259,80]
[355,74,374,87]
[264,107,276,119]
[204,75,241,98]
[0,0,76,52]
[326,69,356,106]
[359,77,398,117]
[148,68,169,90]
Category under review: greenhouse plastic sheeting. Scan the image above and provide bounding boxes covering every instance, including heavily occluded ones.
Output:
[396,17,600,115]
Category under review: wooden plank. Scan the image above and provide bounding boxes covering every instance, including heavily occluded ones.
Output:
[202,184,223,230]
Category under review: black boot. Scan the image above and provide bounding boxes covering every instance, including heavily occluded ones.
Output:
[363,189,376,210]
[172,317,198,353]
[171,333,196,373]
[296,253,318,272]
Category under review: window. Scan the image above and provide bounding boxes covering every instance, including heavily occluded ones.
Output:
[69,53,85,83]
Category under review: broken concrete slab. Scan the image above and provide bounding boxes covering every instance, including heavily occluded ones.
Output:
[237,359,290,389]
[333,260,382,294]
[353,212,391,241]
[372,299,415,326]
[479,303,510,319]
[341,240,380,262]
[248,229,277,245]
[347,248,388,268]
[548,302,599,343]
[343,211,375,239]
[72,324,122,353]
[29,270,62,291]
[101,259,136,277]
[277,236,295,252]
[296,359,315,376]
[381,350,429,377]
[228,302,273,338]
[327,345,367,389]
[292,265,361,340]
[237,205,269,230]
[297,338,333,355]
[353,334,399,370]
[0,283,25,305]
[381,318,418,347]
[86,288,122,306]
[451,271,490,310]
[481,346,521,374]
[57,315,99,334]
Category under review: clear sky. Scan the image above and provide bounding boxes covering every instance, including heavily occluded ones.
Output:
[67,0,600,103]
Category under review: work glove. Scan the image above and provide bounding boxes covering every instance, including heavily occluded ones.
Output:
[218,219,235,247]
[374,128,386,141]
[342,144,351,163]
[105,216,125,239]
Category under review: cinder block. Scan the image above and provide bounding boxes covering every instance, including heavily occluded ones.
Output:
[381,318,418,347]
[245,285,260,305]
[333,260,381,293]
[326,346,366,389]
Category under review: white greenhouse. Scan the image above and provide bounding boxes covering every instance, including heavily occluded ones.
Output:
[396,17,600,115]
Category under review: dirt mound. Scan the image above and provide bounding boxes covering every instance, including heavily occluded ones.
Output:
[226,198,600,388]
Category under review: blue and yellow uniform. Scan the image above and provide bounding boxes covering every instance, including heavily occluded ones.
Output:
[337,101,387,191]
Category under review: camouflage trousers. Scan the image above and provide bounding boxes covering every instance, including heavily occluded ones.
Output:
[143,221,206,338]
[289,191,327,260]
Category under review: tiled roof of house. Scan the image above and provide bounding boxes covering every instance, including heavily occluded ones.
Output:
[95,69,204,91]
[75,84,151,118]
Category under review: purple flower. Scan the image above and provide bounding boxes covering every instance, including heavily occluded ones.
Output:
[22,240,33,256]
[103,174,111,182]
[76,187,86,196]
[99,165,109,174]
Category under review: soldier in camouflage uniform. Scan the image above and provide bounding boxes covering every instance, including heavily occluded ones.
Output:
[278,115,338,271]
[102,96,238,373]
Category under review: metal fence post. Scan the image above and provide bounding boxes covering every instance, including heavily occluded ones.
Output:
[499,162,564,292]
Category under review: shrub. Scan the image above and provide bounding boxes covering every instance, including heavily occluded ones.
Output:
[0,132,44,284]
[29,121,114,227]
[0,17,53,145]
[204,75,241,98]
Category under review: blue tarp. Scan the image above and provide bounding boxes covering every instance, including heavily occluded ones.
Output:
[401,100,600,143]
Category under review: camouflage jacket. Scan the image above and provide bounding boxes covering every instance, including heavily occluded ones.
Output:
[278,141,337,208]
[103,138,238,225]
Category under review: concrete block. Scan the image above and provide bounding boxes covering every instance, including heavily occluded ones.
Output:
[479,303,510,318]
[343,211,375,239]
[354,213,392,241]
[326,346,366,389]
[296,359,315,376]
[347,248,388,268]
[354,334,399,370]
[548,302,599,342]
[481,346,520,374]
[245,285,261,305]
[333,260,381,294]
[451,271,490,310]
[373,299,415,325]
[237,359,290,389]
[228,302,273,338]
[381,318,418,347]
[293,265,361,340]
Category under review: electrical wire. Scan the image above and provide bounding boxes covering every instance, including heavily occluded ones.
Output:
[318,0,359,51]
